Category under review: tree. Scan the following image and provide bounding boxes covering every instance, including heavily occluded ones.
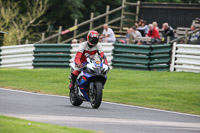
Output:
[0,0,48,45]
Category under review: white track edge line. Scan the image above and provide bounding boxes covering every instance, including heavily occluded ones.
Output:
[0,87,200,118]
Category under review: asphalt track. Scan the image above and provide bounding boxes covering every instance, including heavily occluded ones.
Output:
[0,88,200,133]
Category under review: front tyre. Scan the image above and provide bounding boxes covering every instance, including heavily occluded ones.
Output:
[91,82,103,109]
[70,90,83,106]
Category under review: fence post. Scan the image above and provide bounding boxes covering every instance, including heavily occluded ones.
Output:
[167,36,170,44]
[41,33,45,44]
[120,0,125,32]
[90,12,94,30]
[135,1,140,22]
[57,26,62,43]
[184,29,188,44]
[73,19,78,38]
[25,39,29,44]
[105,5,110,23]
[170,42,176,72]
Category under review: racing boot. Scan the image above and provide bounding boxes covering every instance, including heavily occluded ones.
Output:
[69,73,77,90]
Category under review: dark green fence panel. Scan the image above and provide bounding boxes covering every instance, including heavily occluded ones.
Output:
[113,43,150,55]
[113,63,149,70]
[149,44,172,71]
[33,44,72,68]
[112,43,151,70]
[34,44,71,53]
[150,44,172,54]
[149,64,170,71]
[113,54,149,64]
[112,44,172,71]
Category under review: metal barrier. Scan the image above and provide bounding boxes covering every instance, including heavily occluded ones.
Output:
[112,43,172,71]
[33,44,72,68]
[150,44,172,71]
[0,44,34,69]
[170,43,200,73]
[0,43,172,71]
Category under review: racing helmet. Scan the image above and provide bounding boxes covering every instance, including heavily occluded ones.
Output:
[87,30,99,47]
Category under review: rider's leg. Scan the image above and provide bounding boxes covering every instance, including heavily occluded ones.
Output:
[69,70,80,90]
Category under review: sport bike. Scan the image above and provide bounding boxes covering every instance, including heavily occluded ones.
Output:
[69,53,109,109]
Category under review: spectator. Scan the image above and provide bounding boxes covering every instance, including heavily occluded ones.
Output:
[138,20,149,36]
[100,24,116,43]
[125,28,131,44]
[127,26,142,44]
[162,23,174,43]
[72,39,78,44]
[135,19,143,27]
[189,25,200,44]
[79,38,85,43]
[152,21,159,31]
[146,24,160,44]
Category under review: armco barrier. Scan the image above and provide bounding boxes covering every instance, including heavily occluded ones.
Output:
[0,43,172,71]
[149,44,172,71]
[0,44,34,69]
[33,44,71,68]
[112,44,150,70]
[112,43,172,71]
[170,43,200,73]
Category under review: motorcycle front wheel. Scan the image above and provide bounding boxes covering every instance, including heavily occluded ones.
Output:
[90,82,103,109]
[70,90,83,106]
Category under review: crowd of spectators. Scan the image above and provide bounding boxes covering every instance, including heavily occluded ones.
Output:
[124,19,175,45]
[72,19,199,45]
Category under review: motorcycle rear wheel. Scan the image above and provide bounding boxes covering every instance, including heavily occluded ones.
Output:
[70,90,83,106]
[90,82,103,109]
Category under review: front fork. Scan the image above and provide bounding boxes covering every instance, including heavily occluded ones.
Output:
[89,82,94,96]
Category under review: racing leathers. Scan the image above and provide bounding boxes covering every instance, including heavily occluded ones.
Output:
[69,42,108,90]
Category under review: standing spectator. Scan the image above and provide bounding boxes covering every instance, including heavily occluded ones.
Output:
[138,20,149,36]
[127,26,142,44]
[162,23,174,43]
[146,24,160,44]
[152,21,159,31]
[100,24,116,43]
[189,25,200,44]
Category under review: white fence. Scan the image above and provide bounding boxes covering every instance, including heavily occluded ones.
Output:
[170,43,200,73]
[0,44,34,69]
[70,43,114,66]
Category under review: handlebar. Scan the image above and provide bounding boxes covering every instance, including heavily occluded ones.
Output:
[84,53,104,64]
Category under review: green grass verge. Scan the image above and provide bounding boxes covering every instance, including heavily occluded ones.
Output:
[0,68,200,115]
[0,115,96,133]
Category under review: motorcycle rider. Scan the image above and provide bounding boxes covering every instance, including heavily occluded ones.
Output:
[69,30,108,90]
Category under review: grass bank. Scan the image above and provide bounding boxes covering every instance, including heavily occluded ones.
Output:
[0,68,200,115]
[0,115,96,133]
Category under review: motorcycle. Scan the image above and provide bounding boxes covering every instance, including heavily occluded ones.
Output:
[69,53,109,109]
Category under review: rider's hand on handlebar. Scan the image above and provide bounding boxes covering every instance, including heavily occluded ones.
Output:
[77,64,83,68]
